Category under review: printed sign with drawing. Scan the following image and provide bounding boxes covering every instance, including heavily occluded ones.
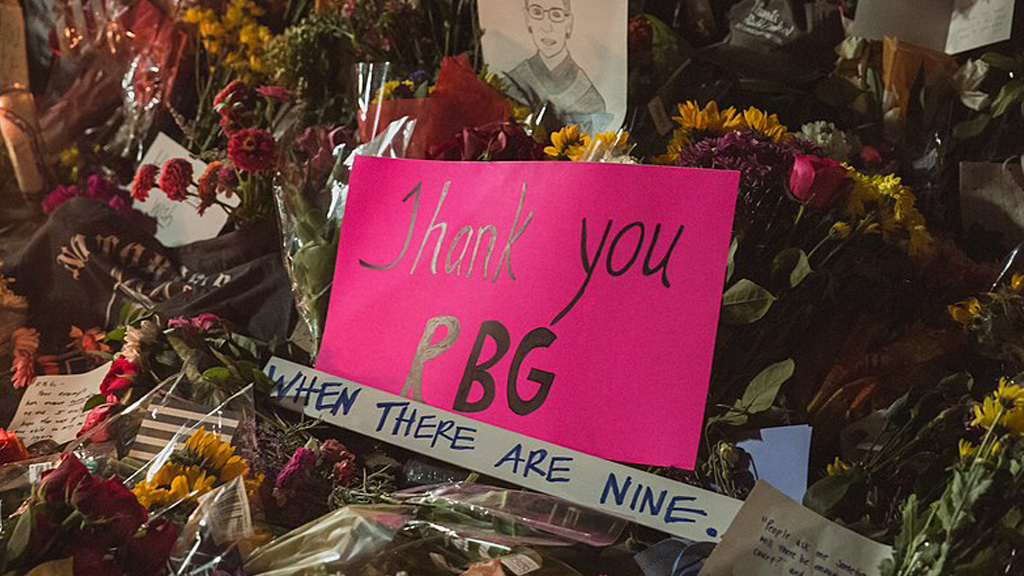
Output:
[267,357,742,542]
[317,157,739,468]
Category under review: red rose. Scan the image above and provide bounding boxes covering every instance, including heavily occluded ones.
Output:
[27,511,62,558]
[124,519,178,576]
[70,539,123,576]
[228,128,276,172]
[130,164,159,201]
[789,154,850,210]
[859,144,883,167]
[37,454,91,506]
[73,477,148,542]
[158,158,193,201]
[77,403,119,442]
[100,358,139,396]
[332,453,356,485]
[0,428,29,464]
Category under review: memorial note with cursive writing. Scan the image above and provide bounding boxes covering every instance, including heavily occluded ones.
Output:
[318,157,739,468]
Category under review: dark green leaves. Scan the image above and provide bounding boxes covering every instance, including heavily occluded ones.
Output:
[721,279,776,325]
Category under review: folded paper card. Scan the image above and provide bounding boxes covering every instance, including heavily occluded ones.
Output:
[737,425,812,502]
[699,481,892,576]
[317,157,739,468]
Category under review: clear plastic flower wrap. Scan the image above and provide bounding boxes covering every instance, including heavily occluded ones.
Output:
[274,101,413,358]
[393,482,627,547]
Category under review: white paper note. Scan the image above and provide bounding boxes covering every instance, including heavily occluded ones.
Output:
[8,363,111,446]
[852,0,1015,56]
[137,133,236,247]
[699,482,892,576]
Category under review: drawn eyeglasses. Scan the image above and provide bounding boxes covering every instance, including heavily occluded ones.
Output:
[527,4,570,23]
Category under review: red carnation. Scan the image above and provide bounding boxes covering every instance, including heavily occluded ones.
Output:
[158,158,193,201]
[130,164,159,201]
[100,358,139,396]
[228,128,276,172]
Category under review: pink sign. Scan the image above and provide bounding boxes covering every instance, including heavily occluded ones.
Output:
[317,157,739,468]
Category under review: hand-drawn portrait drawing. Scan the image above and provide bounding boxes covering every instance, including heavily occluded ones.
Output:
[479,0,626,133]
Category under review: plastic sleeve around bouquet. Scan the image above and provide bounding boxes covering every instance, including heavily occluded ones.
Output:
[242,504,413,575]
[57,376,265,574]
[274,110,414,359]
[393,482,627,547]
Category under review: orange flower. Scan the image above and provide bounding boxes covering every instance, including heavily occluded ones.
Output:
[0,429,28,464]
[11,355,35,389]
[69,326,110,354]
[12,327,39,357]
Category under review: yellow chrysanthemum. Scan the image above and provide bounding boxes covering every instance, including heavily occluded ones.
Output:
[545,126,591,161]
[740,107,788,142]
[826,457,851,477]
[672,101,742,135]
[948,297,982,326]
[1012,273,1024,293]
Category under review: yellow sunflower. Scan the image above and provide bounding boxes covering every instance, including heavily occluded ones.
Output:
[1012,273,1024,293]
[958,439,978,459]
[545,126,591,161]
[740,107,789,142]
[185,427,251,482]
[672,101,742,135]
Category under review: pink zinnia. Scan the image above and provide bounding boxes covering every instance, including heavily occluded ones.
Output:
[158,158,193,201]
[228,128,276,172]
[131,164,159,201]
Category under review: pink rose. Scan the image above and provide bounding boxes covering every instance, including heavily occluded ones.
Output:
[789,154,850,210]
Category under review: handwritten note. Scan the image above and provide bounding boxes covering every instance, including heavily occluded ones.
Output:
[317,157,739,468]
[699,482,892,576]
[267,357,743,543]
[8,363,110,446]
[138,133,236,247]
[852,0,1015,55]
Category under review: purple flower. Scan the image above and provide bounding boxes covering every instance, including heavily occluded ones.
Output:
[167,313,229,332]
[676,130,810,195]
[275,447,316,491]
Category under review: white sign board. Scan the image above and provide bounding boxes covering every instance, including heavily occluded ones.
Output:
[265,356,741,542]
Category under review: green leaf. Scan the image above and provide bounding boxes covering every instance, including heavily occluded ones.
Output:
[83,394,109,412]
[991,78,1024,117]
[981,52,1017,71]
[726,237,738,283]
[203,367,231,384]
[721,279,776,324]
[953,114,992,140]
[772,248,812,288]
[103,326,126,343]
[707,407,749,428]
[804,474,858,517]
[6,507,33,563]
[737,358,795,414]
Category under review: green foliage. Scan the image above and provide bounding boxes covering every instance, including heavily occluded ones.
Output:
[721,279,776,325]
